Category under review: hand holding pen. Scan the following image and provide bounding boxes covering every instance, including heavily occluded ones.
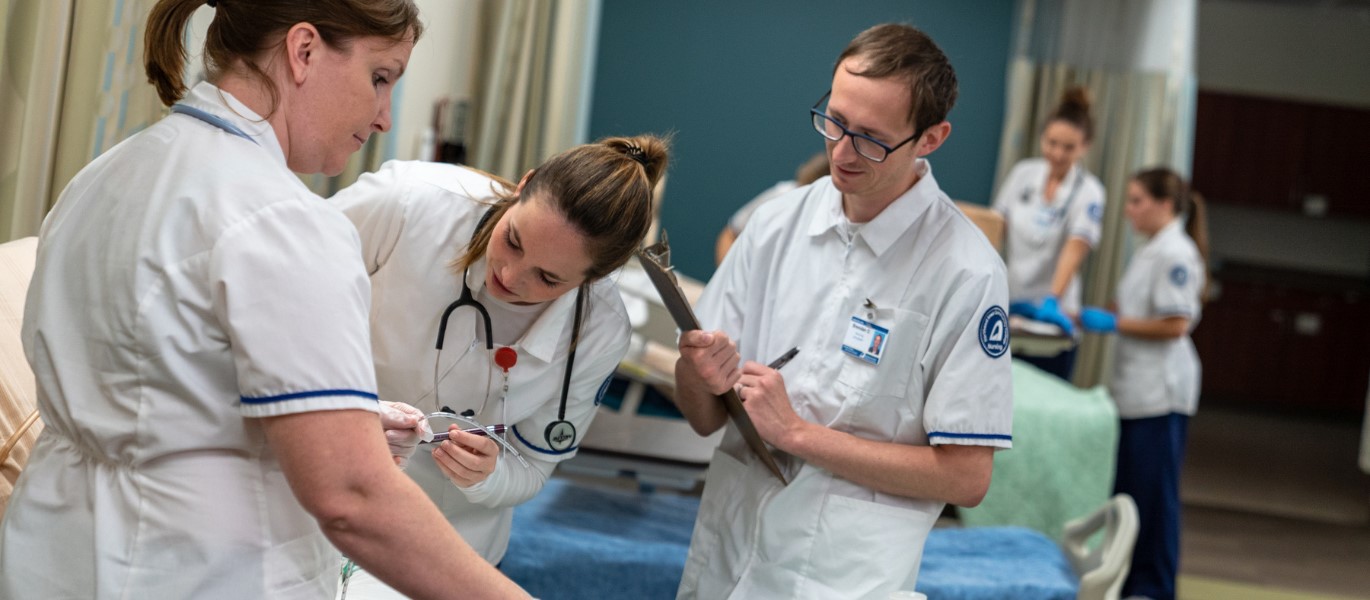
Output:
[737,347,803,448]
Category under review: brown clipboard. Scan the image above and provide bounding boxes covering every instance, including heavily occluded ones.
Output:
[637,232,788,485]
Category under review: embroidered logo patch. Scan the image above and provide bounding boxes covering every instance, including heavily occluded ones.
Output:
[1170,265,1188,287]
[1088,202,1104,222]
[979,306,1009,358]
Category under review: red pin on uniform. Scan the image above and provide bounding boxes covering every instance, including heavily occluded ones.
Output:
[495,346,518,372]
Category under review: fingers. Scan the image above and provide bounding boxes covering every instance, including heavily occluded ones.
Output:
[378,401,422,430]
[679,330,741,394]
[432,429,499,487]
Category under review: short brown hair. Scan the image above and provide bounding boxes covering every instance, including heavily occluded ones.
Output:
[145,0,423,111]
[457,135,671,282]
[835,23,958,136]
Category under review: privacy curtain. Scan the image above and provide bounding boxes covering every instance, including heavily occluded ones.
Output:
[0,0,164,243]
[997,0,1198,388]
[467,0,602,181]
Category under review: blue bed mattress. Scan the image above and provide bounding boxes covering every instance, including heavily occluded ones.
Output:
[500,477,1077,599]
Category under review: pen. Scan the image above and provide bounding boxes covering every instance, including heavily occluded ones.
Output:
[767,347,800,371]
[425,424,507,443]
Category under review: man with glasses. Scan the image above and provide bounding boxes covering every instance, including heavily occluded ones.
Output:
[673,23,1013,599]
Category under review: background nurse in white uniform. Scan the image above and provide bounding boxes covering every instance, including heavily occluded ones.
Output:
[674,24,1013,599]
[328,136,669,598]
[0,1,529,598]
[1076,167,1209,600]
[993,87,1107,380]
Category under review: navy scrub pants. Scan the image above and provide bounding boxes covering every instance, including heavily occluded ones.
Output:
[1113,412,1189,600]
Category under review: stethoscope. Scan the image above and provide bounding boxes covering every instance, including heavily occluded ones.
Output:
[1018,167,1086,245]
[432,208,586,453]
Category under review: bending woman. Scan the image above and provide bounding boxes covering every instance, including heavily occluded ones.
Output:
[330,135,668,598]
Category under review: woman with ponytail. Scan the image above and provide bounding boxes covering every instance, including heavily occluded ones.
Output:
[993,86,1108,380]
[328,135,669,598]
[1076,167,1209,600]
[0,1,531,598]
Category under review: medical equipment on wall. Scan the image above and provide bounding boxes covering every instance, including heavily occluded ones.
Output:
[431,208,585,452]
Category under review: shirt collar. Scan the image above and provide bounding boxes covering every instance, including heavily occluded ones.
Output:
[462,257,582,364]
[806,159,939,257]
[1140,219,1185,255]
[181,81,287,168]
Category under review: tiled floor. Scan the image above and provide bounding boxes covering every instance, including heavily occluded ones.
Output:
[1179,405,1370,599]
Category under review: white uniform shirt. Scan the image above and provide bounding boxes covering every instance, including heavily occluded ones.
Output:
[1110,220,1205,419]
[678,163,1013,600]
[329,161,631,564]
[993,158,1106,314]
[0,82,378,599]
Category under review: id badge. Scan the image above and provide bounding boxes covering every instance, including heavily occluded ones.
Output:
[841,315,889,365]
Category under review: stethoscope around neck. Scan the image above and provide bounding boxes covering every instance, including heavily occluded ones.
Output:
[432,207,585,453]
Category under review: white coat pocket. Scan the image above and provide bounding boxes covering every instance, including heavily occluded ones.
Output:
[802,494,938,598]
[835,307,928,401]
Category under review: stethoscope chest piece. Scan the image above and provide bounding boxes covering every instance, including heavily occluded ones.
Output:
[544,420,577,451]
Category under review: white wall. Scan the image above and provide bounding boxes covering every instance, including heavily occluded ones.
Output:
[1198,0,1370,109]
[386,0,483,162]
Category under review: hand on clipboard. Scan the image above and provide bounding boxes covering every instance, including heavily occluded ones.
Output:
[638,233,789,485]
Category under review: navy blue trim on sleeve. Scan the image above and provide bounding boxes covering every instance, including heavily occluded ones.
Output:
[512,424,578,455]
[241,389,379,404]
[1152,307,1195,319]
[928,431,1013,442]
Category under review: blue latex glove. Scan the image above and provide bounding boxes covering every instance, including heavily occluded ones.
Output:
[1009,301,1038,320]
[1036,295,1075,336]
[1079,306,1118,334]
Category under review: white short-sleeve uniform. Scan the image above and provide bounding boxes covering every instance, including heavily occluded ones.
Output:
[993,158,1106,314]
[1110,220,1205,419]
[329,161,631,571]
[0,82,379,599]
[678,163,1014,600]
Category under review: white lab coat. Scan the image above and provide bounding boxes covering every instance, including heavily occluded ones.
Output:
[329,161,631,568]
[678,164,1014,599]
[1110,220,1205,419]
[993,158,1105,314]
[0,82,379,599]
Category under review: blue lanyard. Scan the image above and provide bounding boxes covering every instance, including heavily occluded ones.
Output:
[170,104,258,145]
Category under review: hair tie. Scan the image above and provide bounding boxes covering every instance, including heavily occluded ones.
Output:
[207,0,218,7]
[624,144,649,168]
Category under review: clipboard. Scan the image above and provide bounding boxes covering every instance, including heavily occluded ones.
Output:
[637,232,789,485]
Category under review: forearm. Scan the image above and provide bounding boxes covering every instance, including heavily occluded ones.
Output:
[1117,315,1189,340]
[1050,237,1092,297]
[673,358,730,436]
[778,423,994,507]
[265,411,529,599]
[459,451,555,508]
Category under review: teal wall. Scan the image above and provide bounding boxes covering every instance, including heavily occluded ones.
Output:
[588,0,1014,280]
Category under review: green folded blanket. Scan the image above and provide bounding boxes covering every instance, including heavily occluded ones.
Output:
[958,360,1119,541]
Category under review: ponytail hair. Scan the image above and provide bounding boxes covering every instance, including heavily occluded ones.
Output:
[145,0,423,109]
[1046,86,1094,142]
[456,134,672,282]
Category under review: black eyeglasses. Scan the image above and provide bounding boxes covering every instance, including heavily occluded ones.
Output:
[810,91,920,163]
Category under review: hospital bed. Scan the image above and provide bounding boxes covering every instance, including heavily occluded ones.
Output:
[500,476,1138,600]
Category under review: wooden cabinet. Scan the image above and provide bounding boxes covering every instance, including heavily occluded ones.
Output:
[1193,272,1370,414]
[1192,90,1370,218]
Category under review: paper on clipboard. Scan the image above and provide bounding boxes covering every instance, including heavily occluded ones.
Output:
[637,232,788,485]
